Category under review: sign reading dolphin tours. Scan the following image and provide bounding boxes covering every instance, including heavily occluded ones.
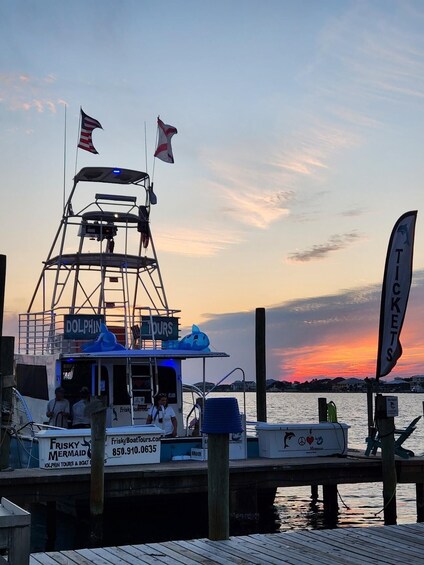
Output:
[37,426,163,469]
[376,211,417,380]
[64,314,104,340]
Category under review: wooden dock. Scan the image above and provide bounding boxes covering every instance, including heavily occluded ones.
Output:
[3,450,424,506]
[29,523,424,564]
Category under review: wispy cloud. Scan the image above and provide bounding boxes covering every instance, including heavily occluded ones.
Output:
[0,73,63,113]
[154,225,243,257]
[314,3,424,106]
[205,117,359,230]
[287,231,362,262]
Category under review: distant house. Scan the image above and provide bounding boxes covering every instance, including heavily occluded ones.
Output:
[192,381,216,392]
[332,378,364,392]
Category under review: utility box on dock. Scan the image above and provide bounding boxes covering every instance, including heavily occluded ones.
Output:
[0,497,31,564]
[37,425,163,469]
[256,422,349,458]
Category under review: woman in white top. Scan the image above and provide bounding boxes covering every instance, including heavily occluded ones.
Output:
[146,393,177,438]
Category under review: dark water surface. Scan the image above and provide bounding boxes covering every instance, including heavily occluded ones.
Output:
[30,391,424,551]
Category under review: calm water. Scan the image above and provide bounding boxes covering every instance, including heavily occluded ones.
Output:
[219,391,424,529]
[30,391,424,551]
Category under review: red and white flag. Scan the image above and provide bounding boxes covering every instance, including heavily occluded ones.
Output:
[78,108,103,154]
[154,117,178,163]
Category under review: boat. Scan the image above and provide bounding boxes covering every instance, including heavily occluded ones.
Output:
[11,165,349,470]
[12,165,249,468]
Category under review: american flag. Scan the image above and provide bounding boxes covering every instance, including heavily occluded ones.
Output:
[78,108,103,154]
[154,117,178,163]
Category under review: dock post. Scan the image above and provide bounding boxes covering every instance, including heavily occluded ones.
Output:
[375,394,397,525]
[88,397,107,546]
[203,397,243,541]
[0,256,5,439]
[255,308,267,423]
[318,397,327,422]
[45,500,57,551]
[314,398,327,501]
[323,484,338,524]
[416,484,424,522]
[0,336,14,470]
[365,378,375,439]
[311,484,319,501]
[208,433,230,540]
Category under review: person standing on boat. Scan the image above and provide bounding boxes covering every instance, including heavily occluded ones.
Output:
[46,387,70,428]
[71,387,91,429]
[146,393,177,438]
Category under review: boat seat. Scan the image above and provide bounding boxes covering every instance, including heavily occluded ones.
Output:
[365,415,421,459]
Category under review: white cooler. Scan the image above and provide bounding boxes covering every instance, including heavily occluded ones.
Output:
[36,425,163,469]
[256,422,349,458]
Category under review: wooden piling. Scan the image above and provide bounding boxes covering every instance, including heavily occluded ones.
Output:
[323,484,338,522]
[416,483,424,522]
[318,398,327,422]
[0,256,5,438]
[88,397,107,546]
[45,500,57,551]
[366,378,374,439]
[375,394,397,525]
[0,336,14,470]
[255,308,267,423]
[208,433,229,540]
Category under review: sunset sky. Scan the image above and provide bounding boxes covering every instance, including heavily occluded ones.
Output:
[2,1,424,383]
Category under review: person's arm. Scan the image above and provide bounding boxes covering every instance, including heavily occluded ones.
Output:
[171,416,177,437]
[46,400,54,418]
[146,407,153,424]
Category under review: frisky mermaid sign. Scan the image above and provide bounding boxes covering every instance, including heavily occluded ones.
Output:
[376,211,417,380]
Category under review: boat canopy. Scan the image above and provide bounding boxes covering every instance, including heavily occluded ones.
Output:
[62,350,229,360]
[74,167,148,185]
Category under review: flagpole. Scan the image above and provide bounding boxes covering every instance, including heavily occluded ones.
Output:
[62,103,67,211]
[74,107,82,176]
[151,117,159,184]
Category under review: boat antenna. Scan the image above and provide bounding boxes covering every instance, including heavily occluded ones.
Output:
[62,103,67,211]
[144,121,149,175]
[74,107,82,177]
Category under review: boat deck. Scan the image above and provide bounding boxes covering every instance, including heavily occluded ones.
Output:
[29,522,424,564]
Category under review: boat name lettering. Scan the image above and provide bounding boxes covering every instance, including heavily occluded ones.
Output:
[49,439,80,450]
[48,449,88,461]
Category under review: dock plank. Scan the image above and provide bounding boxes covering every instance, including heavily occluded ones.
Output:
[232,535,319,565]
[291,529,396,564]
[99,546,155,565]
[246,532,350,565]
[30,523,424,565]
[143,542,201,565]
[273,531,369,565]
[317,525,424,560]
[29,554,64,565]
[155,540,224,564]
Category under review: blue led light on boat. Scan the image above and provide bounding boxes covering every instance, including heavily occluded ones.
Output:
[112,169,121,175]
